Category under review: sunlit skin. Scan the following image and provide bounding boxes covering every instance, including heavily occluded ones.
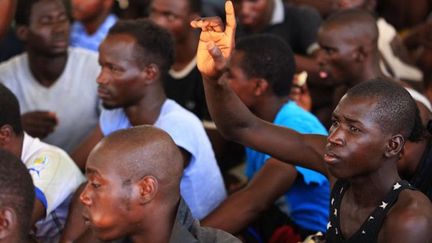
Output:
[191,4,432,242]
[80,167,134,241]
[78,127,187,243]
[190,1,236,80]
[324,95,393,179]
[97,33,147,109]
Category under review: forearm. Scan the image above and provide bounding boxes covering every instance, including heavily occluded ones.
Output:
[203,75,258,142]
[202,189,268,234]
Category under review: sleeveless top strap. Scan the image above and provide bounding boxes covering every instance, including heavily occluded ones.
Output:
[326,180,415,243]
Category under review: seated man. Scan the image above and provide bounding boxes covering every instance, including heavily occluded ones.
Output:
[0,0,100,152]
[0,83,85,242]
[202,34,329,241]
[70,0,117,52]
[149,0,245,172]
[191,2,432,242]
[72,18,226,219]
[80,126,240,243]
[0,149,34,243]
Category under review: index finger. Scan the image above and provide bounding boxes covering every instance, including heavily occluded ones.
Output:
[224,0,236,35]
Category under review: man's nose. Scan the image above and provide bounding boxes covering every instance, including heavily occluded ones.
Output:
[96,69,110,85]
[79,184,92,206]
[327,126,344,146]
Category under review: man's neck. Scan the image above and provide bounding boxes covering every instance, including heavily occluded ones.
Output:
[130,199,179,243]
[82,12,110,35]
[124,86,167,126]
[346,161,401,208]
[27,51,68,87]
[254,95,288,122]
[350,59,384,87]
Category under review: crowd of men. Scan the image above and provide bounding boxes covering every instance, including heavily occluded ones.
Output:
[0,0,431,242]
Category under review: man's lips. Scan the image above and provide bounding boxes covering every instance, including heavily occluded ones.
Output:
[97,87,111,99]
[319,70,329,79]
[323,150,339,165]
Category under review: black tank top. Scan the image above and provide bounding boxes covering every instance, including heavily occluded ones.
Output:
[325,180,415,243]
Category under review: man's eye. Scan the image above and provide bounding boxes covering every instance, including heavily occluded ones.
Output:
[109,65,121,72]
[349,126,360,133]
[331,119,339,127]
[91,182,101,188]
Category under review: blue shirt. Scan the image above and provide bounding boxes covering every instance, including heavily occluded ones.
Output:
[246,101,329,232]
[70,14,117,52]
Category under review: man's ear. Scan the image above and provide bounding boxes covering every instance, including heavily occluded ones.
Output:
[141,64,159,85]
[15,26,29,42]
[0,208,17,240]
[354,46,367,62]
[0,125,13,147]
[136,176,158,204]
[385,134,404,158]
[253,78,269,96]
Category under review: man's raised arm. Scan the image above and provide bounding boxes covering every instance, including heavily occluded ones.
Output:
[190,1,329,177]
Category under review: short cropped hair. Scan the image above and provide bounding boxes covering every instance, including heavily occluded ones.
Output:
[0,84,23,135]
[0,149,35,236]
[323,9,379,44]
[235,34,296,97]
[346,79,424,141]
[108,19,175,79]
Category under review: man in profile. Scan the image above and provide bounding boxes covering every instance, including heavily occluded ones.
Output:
[80,126,240,243]
[0,149,34,243]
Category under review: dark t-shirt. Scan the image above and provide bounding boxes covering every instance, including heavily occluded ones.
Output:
[164,66,211,121]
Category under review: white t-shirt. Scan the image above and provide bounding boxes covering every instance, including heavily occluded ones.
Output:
[21,133,85,242]
[100,99,227,219]
[0,47,100,152]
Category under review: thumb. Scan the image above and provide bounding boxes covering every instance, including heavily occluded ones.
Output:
[207,41,226,71]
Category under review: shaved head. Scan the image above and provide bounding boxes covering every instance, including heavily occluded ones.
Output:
[88,125,183,198]
[322,9,378,47]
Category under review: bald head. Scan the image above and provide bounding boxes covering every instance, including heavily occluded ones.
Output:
[322,9,378,47]
[88,125,183,194]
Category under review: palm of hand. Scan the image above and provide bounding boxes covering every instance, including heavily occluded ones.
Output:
[196,29,233,79]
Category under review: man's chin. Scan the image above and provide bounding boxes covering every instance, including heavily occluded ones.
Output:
[91,228,123,242]
[102,103,121,110]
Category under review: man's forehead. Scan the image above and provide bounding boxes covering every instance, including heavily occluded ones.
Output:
[335,95,380,120]
[100,35,139,59]
[32,0,65,15]
[151,0,190,13]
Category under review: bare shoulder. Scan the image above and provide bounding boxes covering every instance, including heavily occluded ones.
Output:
[380,190,432,243]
